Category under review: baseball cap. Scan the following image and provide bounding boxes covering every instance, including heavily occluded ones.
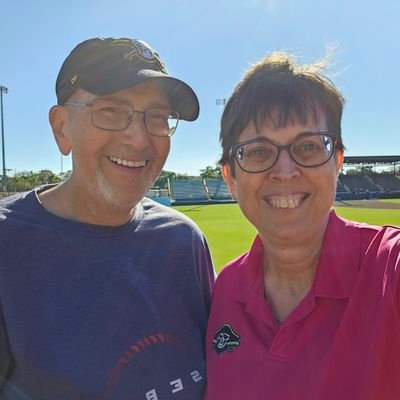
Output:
[56,37,199,121]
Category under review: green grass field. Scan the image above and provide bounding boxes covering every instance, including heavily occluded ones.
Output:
[175,204,256,272]
[174,200,400,272]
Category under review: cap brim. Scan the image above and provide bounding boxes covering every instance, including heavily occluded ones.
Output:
[82,69,199,122]
[139,71,200,122]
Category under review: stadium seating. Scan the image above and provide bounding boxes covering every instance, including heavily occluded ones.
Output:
[339,175,381,192]
[169,179,209,204]
[205,179,232,200]
[336,180,348,193]
[369,174,400,191]
[163,172,400,205]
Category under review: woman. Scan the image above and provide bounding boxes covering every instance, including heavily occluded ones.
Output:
[205,52,400,400]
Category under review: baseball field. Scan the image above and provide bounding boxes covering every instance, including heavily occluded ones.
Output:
[174,199,400,272]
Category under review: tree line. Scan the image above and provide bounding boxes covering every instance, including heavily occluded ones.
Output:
[3,164,399,193]
[3,166,223,192]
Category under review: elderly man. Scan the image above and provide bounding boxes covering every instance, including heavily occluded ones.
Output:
[0,37,214,400]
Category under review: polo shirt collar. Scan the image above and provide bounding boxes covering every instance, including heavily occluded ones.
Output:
[234,235,271,326]
[235,209,361,305]
[313,210,361,299]
[234,235,265,304]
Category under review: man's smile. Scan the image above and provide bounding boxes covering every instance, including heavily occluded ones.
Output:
[108,156,148,168]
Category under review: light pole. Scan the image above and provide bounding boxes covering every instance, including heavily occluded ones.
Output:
[0,85,8,192]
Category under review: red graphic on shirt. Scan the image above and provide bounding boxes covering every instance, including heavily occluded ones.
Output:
[102,333,184,399]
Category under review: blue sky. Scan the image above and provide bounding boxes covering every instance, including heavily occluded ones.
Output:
[1,0,399,176]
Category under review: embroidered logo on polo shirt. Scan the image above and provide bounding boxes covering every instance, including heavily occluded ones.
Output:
[212,324,240,354]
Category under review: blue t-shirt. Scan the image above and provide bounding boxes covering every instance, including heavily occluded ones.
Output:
[0,189,215,400]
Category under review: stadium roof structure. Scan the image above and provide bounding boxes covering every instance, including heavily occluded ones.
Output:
[343,156,400,164]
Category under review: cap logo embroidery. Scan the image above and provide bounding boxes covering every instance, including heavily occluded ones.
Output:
[212,324,240,354]
[111,39,166,72]
[131,39,154,60]
[70,74,78,85]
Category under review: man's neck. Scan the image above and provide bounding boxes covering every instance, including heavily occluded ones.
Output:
[38,181,136,226]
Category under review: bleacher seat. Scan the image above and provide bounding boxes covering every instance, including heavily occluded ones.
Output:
[369,174,400,191]
[340,175,381,192]
[336,180,348,193]
[170,180,209,203]
[205,179,232,200]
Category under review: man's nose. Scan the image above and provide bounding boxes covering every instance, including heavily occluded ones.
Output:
[119,112,150,148]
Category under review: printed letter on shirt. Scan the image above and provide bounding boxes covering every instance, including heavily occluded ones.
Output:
[170,379,183,394]
[190,370,203,382]
[145,389,158,400]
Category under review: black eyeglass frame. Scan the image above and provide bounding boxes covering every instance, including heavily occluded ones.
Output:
[64,99,180,137]
[230,131,338,173]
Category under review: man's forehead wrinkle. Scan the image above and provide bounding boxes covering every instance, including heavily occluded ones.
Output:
[92,96,170,109]
[68,88,94,103]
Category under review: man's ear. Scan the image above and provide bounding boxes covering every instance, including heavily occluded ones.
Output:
[49,105,72,156]
[222,164,237,200]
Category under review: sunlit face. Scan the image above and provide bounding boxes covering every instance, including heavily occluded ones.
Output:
[223,112,342,243]
[56,80,171,215]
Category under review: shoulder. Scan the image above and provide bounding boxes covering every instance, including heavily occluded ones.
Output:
[0,191,30,207]
[216,234,262,279]
[343,211,400,254]
[0,191,32,220]
[140,197,204,236]
[362,223,400,261]
[213,235,262,297]
[218,253,248,279]
[138,198,213,264]
[213,252,251,298]
[351,219,400,291]
[140,198,215,294]
[329,210,399,251]
[362,224,400,310]
[372,224,400,245]
[336,212,399,257]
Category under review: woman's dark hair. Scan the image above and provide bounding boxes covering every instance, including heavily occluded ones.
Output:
[220,51,345,172]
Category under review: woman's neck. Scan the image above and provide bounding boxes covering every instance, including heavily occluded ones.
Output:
[260,227,326,322]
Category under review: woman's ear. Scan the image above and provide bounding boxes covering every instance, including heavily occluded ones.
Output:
[49,105,72,156]
[222,164,237,200]
[335,150,344,175]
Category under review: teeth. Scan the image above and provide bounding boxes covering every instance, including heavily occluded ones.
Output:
[109,156,146,168]
[268,195,304,209]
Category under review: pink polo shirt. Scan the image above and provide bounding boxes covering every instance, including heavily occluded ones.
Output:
[205,211,400,400]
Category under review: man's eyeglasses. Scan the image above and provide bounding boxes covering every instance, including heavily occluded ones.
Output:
[64,99,180,137]
[230,132,337,173]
